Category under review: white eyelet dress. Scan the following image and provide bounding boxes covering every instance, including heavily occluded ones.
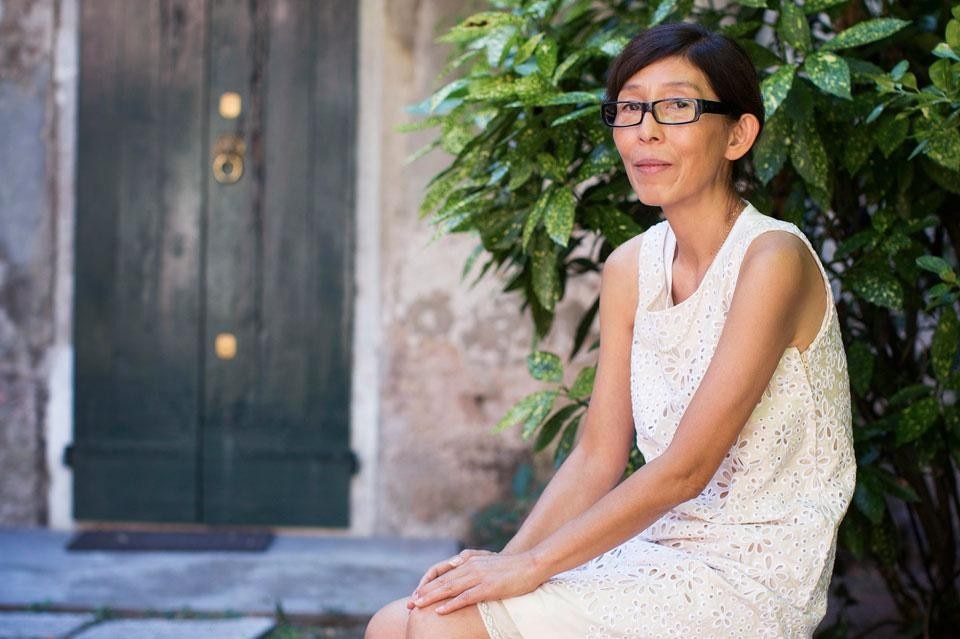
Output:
[477,201,856,639]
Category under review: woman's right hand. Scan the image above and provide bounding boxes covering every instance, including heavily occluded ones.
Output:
[406,548,496,609]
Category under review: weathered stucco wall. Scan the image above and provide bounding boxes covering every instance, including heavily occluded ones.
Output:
[374,0,600,538]
[0,0,56,525]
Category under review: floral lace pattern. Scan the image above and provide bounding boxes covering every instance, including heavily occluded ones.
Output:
[480,203,855,639]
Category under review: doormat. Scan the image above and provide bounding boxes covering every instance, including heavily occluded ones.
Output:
[66,530,274,552]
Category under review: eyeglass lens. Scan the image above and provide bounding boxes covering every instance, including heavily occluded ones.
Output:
[602,99,699,126]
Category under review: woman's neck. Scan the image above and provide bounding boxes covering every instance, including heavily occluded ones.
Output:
[662,190,745,274]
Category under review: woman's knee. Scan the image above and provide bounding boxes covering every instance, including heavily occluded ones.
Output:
[364,598,409,639]
[406,602,488,639]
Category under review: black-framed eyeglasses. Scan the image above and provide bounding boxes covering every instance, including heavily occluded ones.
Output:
[600,98,736,127]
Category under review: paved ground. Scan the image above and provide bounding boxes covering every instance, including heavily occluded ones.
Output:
[0,527,458,638]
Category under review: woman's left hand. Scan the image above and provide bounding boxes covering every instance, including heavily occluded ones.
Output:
[409,550,547,615]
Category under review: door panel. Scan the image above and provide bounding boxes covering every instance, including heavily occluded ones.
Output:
[73,0,206,522]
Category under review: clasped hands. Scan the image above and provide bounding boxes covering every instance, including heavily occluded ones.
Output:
[406,548,547,615]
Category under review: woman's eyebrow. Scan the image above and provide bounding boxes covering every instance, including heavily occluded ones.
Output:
[621,80,703,93]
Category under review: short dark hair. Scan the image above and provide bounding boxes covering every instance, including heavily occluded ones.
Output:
[604,22,764,185]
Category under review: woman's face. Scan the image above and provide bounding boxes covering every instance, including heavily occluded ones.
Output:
[611,55,740,209]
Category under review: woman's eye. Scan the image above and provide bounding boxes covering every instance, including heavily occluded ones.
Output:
[622,102,641,112]
[667,99,692,111]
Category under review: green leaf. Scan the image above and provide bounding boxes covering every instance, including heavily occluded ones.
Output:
[569,366,596,400]
[931,306,959,383]
[527,350,563,382]
[821,18,910,52]
[790,116,830,194]
[531,233,561,311]
[803,51,851,99]
[545,189,577,246]
[853,469,886,524]
[551,104,600,127]
[738,0,768,7]
[553,413,582,467]
[894,397,940,446]
[917,255,955,278]
[497,389,560,438]
[438,11,525,44]
[874,114,909,158]
[583,205,643,247]
[872,467,921,503]
[928,59,953,93]
[846,341,875,397]
[523,188,553,250]
[516,32,545,65]
[534,91,599,106]
[802,0,846,12]
[841,124,872,175]
[534,405,580,452]
[753,108,791,183]
[536,37,559,78]
[651,0,680,27]
[778,2,811,52]
[761,64,797,118]
[947,19,960,49]
[932,42,960,62]
[924,127,960,171]
[847,268,904,310]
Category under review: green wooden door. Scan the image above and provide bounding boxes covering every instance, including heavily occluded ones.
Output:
[72,0,357,526]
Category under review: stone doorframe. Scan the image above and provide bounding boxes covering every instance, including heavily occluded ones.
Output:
[44,0,385,535]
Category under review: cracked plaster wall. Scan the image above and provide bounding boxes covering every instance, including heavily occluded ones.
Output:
[0,0,57,525]
[374,0,600,538]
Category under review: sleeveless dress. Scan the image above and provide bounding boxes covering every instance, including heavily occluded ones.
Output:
[477,201,856,639]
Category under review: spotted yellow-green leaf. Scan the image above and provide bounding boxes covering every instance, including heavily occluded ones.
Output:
[569,366,596,400]
[821,18,910,52]
[536,37,559,78]
[803,51,851,99]
[553,51,583,83]
[516,32,545,65]
[932,306,959,383]
[545,189,577,247]
[761,64,797,118]
[494,389,560,437]
[551,104,600,127]
[527,350,563,382]
[584,205,643,247]
[753,108,792,183]
[874,114,909,158]
[438,11,525,44]
[929,59,957,94]
[651,0,680,27]
[739,0,768,8]
[894,397,940,446]
[848,268,904,310]
[802,0,846,12]
[523,188,553,250]
[532,233,561,311]
[842,125,872,175]
[553,413,582,467]
[924,127,960,171]
[778,2,811,52]
[533,91,598,106]
[790,116,829,194]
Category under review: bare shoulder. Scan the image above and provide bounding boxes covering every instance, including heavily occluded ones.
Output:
[740,229,813,289]
[600,232,646,309]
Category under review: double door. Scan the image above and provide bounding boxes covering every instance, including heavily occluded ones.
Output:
[71,0,357,526]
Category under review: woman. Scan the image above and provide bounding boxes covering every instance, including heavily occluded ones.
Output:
[366,21,855,639]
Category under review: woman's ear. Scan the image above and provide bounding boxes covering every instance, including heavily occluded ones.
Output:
[724,113,761,162]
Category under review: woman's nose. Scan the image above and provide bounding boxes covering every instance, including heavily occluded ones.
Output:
[632,113,662,141]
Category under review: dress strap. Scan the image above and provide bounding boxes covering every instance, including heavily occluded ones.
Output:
[636,221,669,311]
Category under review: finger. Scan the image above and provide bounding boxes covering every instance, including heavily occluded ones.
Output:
[416,555,463,590]
[414,570,474,609]
[436,587,482,615]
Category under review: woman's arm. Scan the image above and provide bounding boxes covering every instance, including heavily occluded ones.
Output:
[501,236,642,554]
[413,231,817,613]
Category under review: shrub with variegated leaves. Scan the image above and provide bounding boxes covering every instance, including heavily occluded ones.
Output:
[404,0,960,633]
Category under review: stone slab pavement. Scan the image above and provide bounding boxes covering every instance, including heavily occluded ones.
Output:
[0,527,458,638]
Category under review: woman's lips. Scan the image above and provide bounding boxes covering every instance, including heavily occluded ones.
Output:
[634,162,671,175]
